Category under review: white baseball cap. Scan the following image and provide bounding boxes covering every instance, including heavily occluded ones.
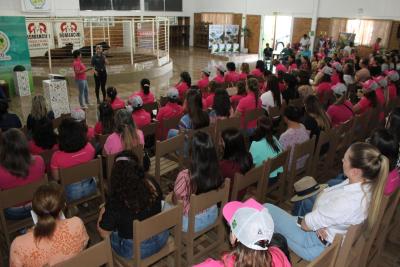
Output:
[332,83,347,96]
[71,108,86,122]
[128,95,143,108]
[223,198,274,250]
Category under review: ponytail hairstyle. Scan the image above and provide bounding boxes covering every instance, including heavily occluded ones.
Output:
[304,95,331,130]
[348,142,389,237]
[32,182,65,242]
[98,101,115,135]
[114,109,140,150]
[364,90,378,108]
[247,78,260,108]
[227,242,273,267]
[180,71,192,87]
[253,116,281,153]
[140,78,151,95]
[267,75,282,108]
[106,86,117,102]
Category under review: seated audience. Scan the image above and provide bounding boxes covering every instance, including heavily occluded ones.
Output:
[209,88,232,124]
[130,78,155,105]
[315,66,333,103]
[103,109,144,155]
[297,70,313,100]
[94,101,115,135]
[353,79,379,115]
[50,118,96,202]
[204,81,218,109]
[343,63,355,86]
[0,99,21,131]
[238,62,250,80]
[10,182,89,267]
[29,119,58,155]
[385,70,399,99]
[282,73,299,105]
[251,60,265,77]
[235,78,261,131]
[355,58,371,83]
[176,71,191,100]
[225,62,240,83]
[26,95,54,132]
[261,75,283,111]
[327,83,354,127]
[70,108,95,141]
[198,68,211,97]
[172,131,224,232]
[128,95,151,128]
[230,80,247,109]
[106,86,125,110]
[97,151,168,259]
[303,95,331,140]
[213,65,226,84]
[0,129,45,220]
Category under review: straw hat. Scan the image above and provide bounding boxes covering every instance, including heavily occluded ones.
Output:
[290,176,328,202]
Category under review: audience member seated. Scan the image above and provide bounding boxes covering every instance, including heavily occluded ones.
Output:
[106,86,125,111]
[50,118,96,202]
[171,131,224,232]
[330,62,343,85]
[128,95,151,128]
[230,80,247,109]
[303,95,331,140]
[327,83,354,127]
[353,79,379,115]
[261,75,283,112]
[0,129,45,220]
[355,58,371,83]
[70,108,95,141]
[281,73,299,105]
[26,95,54,132]
[265,142,388,261]
[195,198,291,267]
[176,71,191,100]
[238,63,250,81]
[279,106,310,170]
[213,65,226,84]
[103,109,144,155]
[155,87,183,140]
[130,78,155,105]
[224,62,240,83]
[97,151,168,259]
[197,68,210,96]
[209,88,232,124]
[250,116,283,183]
[235,78,261,132]
[9,182,89,266]
[297,70,313,100]
[315,66,333,103]
[28,119,58,155]
[251,60,265,78]
[273,59,288,74]
[94,101,115,135]
[0,99,22,131]
[204,81,218,109]
[385,70,399,99]
[386,108,400,168]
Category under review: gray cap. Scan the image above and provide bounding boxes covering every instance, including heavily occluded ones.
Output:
[71,108,86,122]
[332,83,347,96]
[202,67,211,76]
[128,95,143,108]
[322,66,333,76]
[216,65,227,73]
[167,87,179,99]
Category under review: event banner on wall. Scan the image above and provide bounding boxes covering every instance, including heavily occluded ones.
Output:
[26,21,54,57]
[55,20,84,50]
[224,25,240,52]
[208,25,224,52]
[209,24,239,54]
[21,0,51,12]
[0,16,33,95]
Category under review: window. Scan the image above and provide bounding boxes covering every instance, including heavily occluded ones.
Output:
[144,0,182,11]
[79,0,140,11]
[346,19,392,47]
[113,0,140,10]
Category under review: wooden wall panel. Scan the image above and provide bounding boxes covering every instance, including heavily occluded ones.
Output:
[316,18,331,36]
[388,21,400,50]
[246,14,261,54]
[291,18,312,45]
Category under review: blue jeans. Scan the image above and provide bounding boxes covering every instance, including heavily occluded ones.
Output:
[4,204,32,220]
[265,203,325,261]
[65,177,97,202]
[76,79,89,107]
[292,194,317,217]
[110,230,169,259]
[182,205,218,232]
[327,173,346,187]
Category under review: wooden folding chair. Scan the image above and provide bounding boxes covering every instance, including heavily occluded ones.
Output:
[214,117,241,139]
[159,116,182,140]
[334,223,365,267]
[140,121,158,151]
[306,235,343,267]
[148,134,184,184]
[183,179,230,266]
[54,236,114,267]
[261,149,290,204]
[58,157,105,223]
[142,102,159,116]
[96,133,110,150]
[367,106,384,134]
[349,110,371,143]
[0,175,48,248]
[333,119,353,164]
[230,165,264,201]
[286,136,316,198]
[243,108,264,129]
[312,129,336,180]
[113,203,183,267]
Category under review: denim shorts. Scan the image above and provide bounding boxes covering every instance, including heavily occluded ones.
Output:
[65,177,97,202]
[110,230,169,259]
[182,204,218,232]
[4,203,32,220]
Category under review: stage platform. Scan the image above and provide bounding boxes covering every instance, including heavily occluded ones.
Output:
[209,52,259,64]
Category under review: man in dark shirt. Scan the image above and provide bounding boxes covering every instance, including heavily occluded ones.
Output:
[264,43,273,71]
[91,45,108,103]
[0,99,22,131]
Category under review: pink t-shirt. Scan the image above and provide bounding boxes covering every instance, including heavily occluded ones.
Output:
[327,101,354,127]
[176,82,189,100]
[156,102,184,140]
[197,77,209,91]
[375,88,385,106]
[288,63,297,73]
[103,131,144,155]
[50,143,95,170]
[230,94,245,107]
[132,109,151,128]
[0,156,45,190]
[236,91,262,129]
[87,127,95,141]
[130,90,155,105]
[205,93,215,109]
[73,59,86,80]
[110,97,125,110]
[238,72,248,80]
[28,141,58,155]
[331,73,340,85]
[94,122,103,135]
[384,168,399,196]
[225,71,240,83]
[250,68,263,77]
[275,63,288,74]
[213,74,225,84]
[316,82,332,102]
[194,247,291,267]
[357,96,371,114]
[388,83,398,99]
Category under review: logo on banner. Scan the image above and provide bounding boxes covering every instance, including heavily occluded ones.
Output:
[0,31,11,61]
[59,22,80,37]
[30,0,46,9]
[27,22,51,50]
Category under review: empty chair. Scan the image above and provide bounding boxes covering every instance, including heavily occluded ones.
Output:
[312,129,336,179]
[306,235,343,267]
[230,165,264,201]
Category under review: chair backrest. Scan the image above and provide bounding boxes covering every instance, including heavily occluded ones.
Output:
[186,125,216,144]
[307,235,343,267]
[230,165,264,201]
[140,121,158,138]
[142,101,159,115]
[163,116,181,131]
[334,119,353,157]
[215,117,241,136]
[96,134,110,149]
[243,108,264,129]
[133,203,183,267]
[54,236,114,267]
[335,223,365,267]
[154,134,184,183]
[312,129,335,176]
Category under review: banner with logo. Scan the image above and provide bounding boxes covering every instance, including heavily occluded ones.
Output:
[224,25,239,52]
[21,0,51,12]
[0,16,33,95]
[26,21,54,57]
[55,20,84,50]
[208,24,224,51]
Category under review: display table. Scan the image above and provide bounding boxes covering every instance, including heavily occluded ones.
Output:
[13,71,31,96]
[42,79,70,118]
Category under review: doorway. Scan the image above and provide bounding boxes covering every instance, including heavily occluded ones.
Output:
[261,15,293,55]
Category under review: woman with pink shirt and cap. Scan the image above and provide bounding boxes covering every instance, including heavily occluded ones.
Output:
[176,72,191,100]
[213,65,226,84]
[353,79,380,115]
[385,70,399,99]
[197,68,210,97]
[331,62,343,85]
[194,198,291,267]
[129,78,155,105]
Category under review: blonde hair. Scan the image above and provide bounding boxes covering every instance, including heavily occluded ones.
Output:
[114,109,140,150]
[348,142,389,237]
[227,242,272,267]
[31,95,48,120]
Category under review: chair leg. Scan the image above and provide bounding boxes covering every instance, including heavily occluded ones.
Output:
[185,240,194,266]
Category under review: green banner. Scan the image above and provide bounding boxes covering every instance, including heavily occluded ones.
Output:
[0,16,34,95]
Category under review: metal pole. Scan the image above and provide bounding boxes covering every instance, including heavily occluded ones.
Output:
[102,20,105,41]
[107,18,110,45]
[47,23,52,73]
[164,18,167,57]
[132,19,136,53]
[130,20,134,65]
[90,21,93,57]
[156,19,160,61]
[152,19,155,55]
[167,18,170,61]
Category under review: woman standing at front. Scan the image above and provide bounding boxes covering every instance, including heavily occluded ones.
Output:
[91,45,108,104]
[72,50,91,109]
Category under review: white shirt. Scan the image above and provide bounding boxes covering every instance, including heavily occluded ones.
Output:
[343,74,354,86]
[300,37,310,48]
[305,179,371,243]
[260,91,283,111]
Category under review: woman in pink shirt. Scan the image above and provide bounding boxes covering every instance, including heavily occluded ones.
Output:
[0,129,45,220]
[204,81,218,109]
[106,87,125,111]
[353,79,379,115]
[213,65,226,84]
[197,68,210,97]
[238,63,250,80]
[327,83,354,127]
[235,78,262,130]
[316,66,333,103]
[176,71,191,100]
[103,109,144,155]
[72,50,91,109]
[225,62,240,83]
[287,55,298,73]
[128,95,151,128]
[385,70,399,99]
[94,101,114,135]
[230,80,247,110]
[251,60,265,77]
[331,62,343,86]
[28,119,58,155]
[130,78,155,105]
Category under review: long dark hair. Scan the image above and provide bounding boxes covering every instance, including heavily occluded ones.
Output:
[221,128,253,174]
[0,128,31,177]
[32,119,57,150]
[364,91,378,108]
[386,107,400,141]
[180,71,192,87]
[369,129,399,170]
[185,89,209,129]
[141,78,151,95]
[106,86,117,102]
[267,75,282,108]
[190,131,223,194]
[255,60,265,72]
[212,89,231,117]
[236,80,247,96]
[304,95,331,130]
[247,78,260,108]
[253,116,281,153]
[58,118,87,153]
[98,101,114,134]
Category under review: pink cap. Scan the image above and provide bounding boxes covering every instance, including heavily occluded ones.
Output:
[384,70,399,82]
[362,79,379,92]
[373,75,388,88]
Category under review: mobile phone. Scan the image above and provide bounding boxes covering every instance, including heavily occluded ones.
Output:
[296,216,304,227]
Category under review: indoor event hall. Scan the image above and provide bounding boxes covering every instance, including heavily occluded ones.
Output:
[0,0,399,266]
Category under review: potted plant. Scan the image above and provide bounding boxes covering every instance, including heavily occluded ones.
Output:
[242,26,251,53]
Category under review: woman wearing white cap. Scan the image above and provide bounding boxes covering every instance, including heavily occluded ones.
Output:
[326,83,354,127]
[194,198,291,267]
